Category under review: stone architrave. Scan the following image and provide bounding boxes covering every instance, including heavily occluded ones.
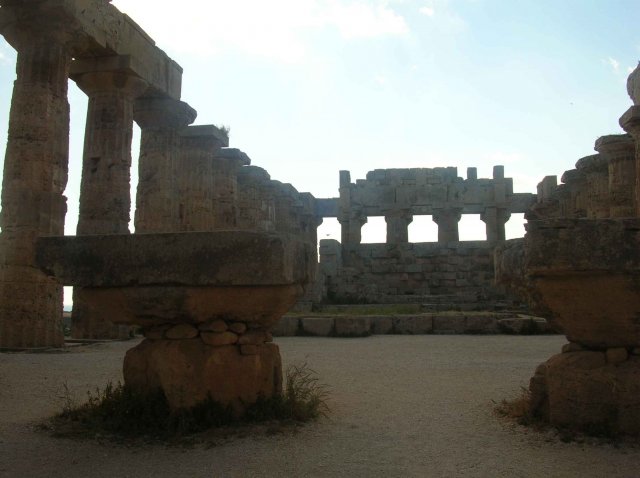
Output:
[385,209,413,244]
[432,208,462,243]
[70,64,148,340]
[133,98,197,233]
[0,21,73,348]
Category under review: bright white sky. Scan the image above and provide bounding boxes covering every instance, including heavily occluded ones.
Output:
[0,0,639,256]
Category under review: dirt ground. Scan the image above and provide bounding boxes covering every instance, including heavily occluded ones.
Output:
[1,335,638,478]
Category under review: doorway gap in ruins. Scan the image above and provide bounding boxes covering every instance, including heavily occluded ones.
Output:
[505,212,526,239]
[360,216,386,243]
[408,215,438,243]
[458,214,487,241]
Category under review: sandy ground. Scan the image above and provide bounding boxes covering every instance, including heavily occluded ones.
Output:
[1,335,638,478]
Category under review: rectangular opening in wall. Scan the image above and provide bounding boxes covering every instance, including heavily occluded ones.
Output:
[361,216,386,243]
[459,214,487,241]
[505,213,526,239]
[408,215,438,243]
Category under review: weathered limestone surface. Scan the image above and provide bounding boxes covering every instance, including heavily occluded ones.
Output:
[0,17,72,348]
[499,65,640,435]
[124,339,282,412]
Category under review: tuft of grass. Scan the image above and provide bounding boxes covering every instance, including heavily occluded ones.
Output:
[46,362,329,443]
[494,387,534,426]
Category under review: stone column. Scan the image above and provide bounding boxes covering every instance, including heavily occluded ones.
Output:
[339,213,367,246]
[73,66,148,235]
[237,166,274,231]
[619,106,640,217]
[0,28,72,348]
[481,207,511,242]
[576,154,610,219]
[133,98,197,233]
[385,209,412,244]
[211,148,250,229]
[69,67,148,340]
[176,126,228,231]
[432,208,461,243]
[594,134,636,218]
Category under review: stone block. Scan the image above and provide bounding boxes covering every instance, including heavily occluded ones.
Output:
[198,319,228,333]
[393,315,433,334]
[300,317,335,336]
[271,316,300,336]
[369,316,394,335]
[432,315,466,334]
[463,315,499,334]
[124,339,282,411]
[165,324,199,339]
[334,317,372,337]
[201,331,238,346]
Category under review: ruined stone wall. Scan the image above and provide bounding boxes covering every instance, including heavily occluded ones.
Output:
[315,166,535,306]
[320,240,499,305]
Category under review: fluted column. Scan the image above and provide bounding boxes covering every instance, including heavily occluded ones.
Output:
[133,98,197,233]
[575,154,610,219]
[481,207,510,242]
[0,30,71,348]
[74,67,148,234]
[385,209,412,244]
[177,126,228,231]
[70,66,147,340]
[595,134,636,218]
[237,166,275,231]
[211,148,250,229]
[432,208,462,243]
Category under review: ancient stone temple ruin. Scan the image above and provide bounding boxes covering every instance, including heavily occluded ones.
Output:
[0,0,317,411]
[315,166,534,307]
[496,67,640,434]
[1,0,640,434]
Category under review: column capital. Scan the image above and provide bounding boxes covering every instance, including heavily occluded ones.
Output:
[619,106,640,136]
[594,134,635,156]
[432,207,462,224]
[71,60,149,98]
[134,97,197,130]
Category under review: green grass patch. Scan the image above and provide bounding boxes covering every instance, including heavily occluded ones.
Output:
[45,362,329,444]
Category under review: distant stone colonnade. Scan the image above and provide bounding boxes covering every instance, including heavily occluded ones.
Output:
[316,166,534,246]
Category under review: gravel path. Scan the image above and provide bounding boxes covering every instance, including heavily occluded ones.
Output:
[1,335,638,477]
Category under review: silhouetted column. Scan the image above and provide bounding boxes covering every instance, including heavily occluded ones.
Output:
[595,134,636,218]
[619,105,640,217]
[481,207,510,242]
[0,27,72,348]
[385,209,412,244]
[340,213,367,246]
[133,98,197,233]
[211,148,250,229]
[432,208,461,243]
[177,126,228,231]
[576,154,610,219]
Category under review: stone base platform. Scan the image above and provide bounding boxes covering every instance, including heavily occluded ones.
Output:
[273,313,554,337]
[530,350,640,435]
[125,339,282,411]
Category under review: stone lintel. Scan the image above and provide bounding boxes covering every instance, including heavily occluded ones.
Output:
[180,124,230,148]
[0,0,183,99]
[36,232,313,287]
[316,198,339,217]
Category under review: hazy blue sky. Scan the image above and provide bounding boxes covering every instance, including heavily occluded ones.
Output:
[1,0,639,245]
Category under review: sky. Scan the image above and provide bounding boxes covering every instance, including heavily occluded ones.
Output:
[0,0,639,248]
